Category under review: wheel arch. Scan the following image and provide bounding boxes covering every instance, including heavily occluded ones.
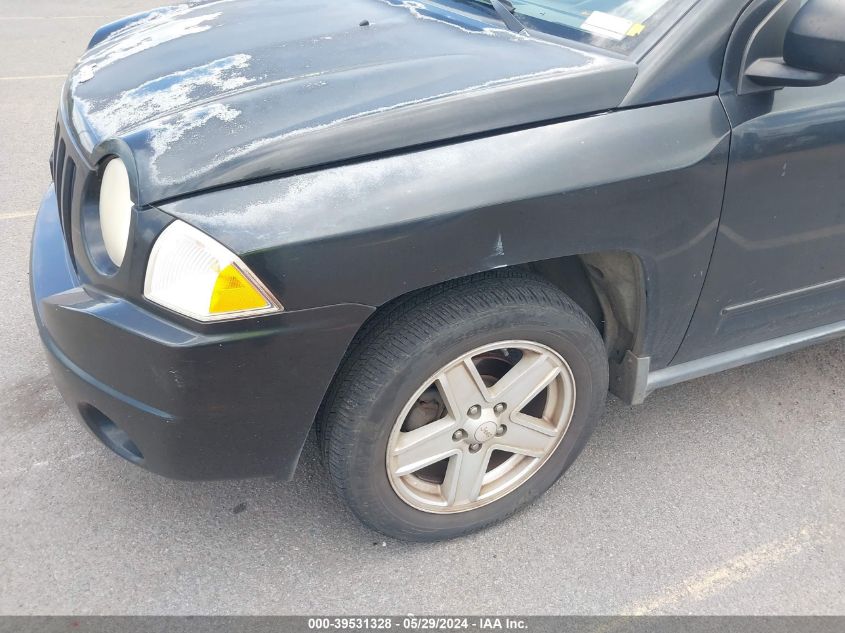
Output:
[317,251,648,416]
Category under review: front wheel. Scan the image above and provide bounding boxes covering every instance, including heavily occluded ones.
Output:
[317,272,608,541]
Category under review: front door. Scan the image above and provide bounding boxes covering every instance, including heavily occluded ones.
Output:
[674,0,845,364]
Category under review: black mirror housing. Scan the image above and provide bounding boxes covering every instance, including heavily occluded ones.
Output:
[784,0,845,76]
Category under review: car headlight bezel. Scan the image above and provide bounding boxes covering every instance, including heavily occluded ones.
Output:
[143,219,283,322]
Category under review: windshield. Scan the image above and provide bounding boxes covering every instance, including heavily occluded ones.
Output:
[472,1,681,53]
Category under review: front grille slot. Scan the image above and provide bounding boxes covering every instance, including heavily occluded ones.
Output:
[60,160,76,253]
[52,125,79,265]
[54,136,65,192]
[51,123,60,179]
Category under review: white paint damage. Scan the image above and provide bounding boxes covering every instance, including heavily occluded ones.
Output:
[73,50,254,184]
[148,103,242,185]
[62,0,620,195]
[190,148,469,244]
[69,3,245,161]
[79,54,253,138]
[381,0,525,39]
[126,0,608,189]
[77,13,219,85]
[493,233,505,257]
[195,159,411,242]
[74,1,236,86]
[161,63,595,187]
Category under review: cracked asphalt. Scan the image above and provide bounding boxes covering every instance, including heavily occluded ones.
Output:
[1,0,843,616]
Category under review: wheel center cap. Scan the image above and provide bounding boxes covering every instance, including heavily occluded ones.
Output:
[474,421,498,443]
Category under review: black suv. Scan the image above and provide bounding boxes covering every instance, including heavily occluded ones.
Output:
[30,0,845,540]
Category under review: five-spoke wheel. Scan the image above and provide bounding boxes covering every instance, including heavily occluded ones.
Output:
[318,271,608,541]
[387,341,576,513]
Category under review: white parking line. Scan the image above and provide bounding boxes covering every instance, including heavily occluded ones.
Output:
[0,211,37,221]
[624,523,834,615]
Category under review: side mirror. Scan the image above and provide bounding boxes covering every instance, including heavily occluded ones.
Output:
[744,0,845,91]
[783,0,845,75]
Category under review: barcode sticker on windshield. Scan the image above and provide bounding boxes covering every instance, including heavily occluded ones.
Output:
[581,11,634,41]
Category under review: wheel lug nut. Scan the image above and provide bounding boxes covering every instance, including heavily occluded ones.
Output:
[468,443,482,453]
[452,429,467,442]
[494,403,507,414]
[496,424,507,437]
[467,405,481,418]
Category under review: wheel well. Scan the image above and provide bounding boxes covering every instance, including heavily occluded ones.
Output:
[362,251,646,365]
[315,252,647,446]
[529,252,646,364]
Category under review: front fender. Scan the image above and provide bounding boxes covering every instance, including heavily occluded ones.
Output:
[159,97,731,369]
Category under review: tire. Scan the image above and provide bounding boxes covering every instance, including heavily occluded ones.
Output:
[316,270,608,541]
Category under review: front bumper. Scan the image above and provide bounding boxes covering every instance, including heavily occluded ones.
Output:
[30,188,373,480]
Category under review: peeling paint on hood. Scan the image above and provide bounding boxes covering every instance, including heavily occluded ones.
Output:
[63,0,637,204]
[75,2,240,86]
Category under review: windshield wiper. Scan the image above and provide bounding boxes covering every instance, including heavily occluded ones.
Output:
[487,0,528,34]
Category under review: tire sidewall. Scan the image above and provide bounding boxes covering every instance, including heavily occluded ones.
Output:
[338,302,607,540]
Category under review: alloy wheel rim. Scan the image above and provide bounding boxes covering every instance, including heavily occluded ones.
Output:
[386,340,577,514]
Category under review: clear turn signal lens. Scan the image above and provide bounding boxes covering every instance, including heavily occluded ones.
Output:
[144,220,282,321]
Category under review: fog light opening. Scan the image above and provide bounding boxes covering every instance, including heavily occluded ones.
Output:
[79,404,144,464]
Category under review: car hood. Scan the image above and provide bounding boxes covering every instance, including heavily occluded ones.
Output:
[65,0,638,205]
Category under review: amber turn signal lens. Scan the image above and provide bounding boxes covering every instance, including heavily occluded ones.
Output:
[210,263,271,314]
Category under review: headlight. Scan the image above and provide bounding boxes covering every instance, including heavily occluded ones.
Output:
[99,158,133,267]
[144,220,283,321]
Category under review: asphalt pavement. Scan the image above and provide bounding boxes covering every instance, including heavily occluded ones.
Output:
[0,0,843,616]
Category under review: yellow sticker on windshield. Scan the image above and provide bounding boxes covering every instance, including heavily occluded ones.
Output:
[626,23,646,37]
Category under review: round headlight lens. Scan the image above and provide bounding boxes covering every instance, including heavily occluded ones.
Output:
[99,158,133,267]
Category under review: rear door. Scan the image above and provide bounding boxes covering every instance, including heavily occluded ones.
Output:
[673,0,845,363]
